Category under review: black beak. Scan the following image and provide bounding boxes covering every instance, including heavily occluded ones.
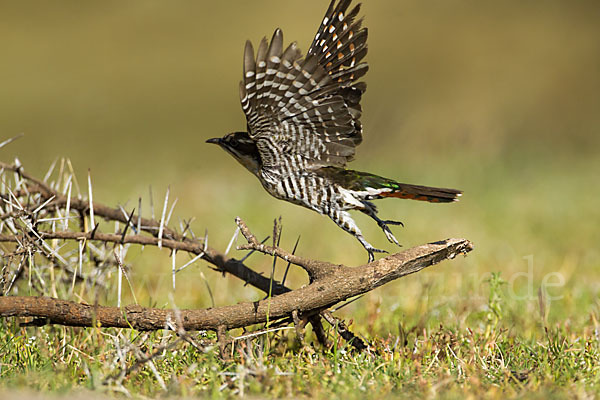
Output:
[205,137,221,145]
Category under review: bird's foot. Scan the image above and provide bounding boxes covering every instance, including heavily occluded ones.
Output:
[377,219,404,246]
[356,233,388,263]
[366,245,388,263]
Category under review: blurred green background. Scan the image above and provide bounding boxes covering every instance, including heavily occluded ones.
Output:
[1,1,599,330]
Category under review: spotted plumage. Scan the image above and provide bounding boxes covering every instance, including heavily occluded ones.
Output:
[207,0,462,262]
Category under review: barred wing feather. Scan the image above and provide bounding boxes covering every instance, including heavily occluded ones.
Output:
[239,0,368,169]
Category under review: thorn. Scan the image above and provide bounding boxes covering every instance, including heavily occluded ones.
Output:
[172,249,177,290]
[120,208,136,243]
[175,252,205,274]
[200,271,215,308]
[180,217,194,239]
[90,221,100,240]
[65,159,82,198]
[115,247,123,308]
[32,195,56,214]
[137,197,142,235]
[64,178,72,231]
[53,158,64,192]
[158,186,169,249]
[266,221,283,300]
[281,235,300,287]
[224,226,240,256]
[87,169,95,231]
[78,239,84,275]
[61,173,72,195]
[331,294,365,312]
[165,197,178,229]
[43,158,58,183]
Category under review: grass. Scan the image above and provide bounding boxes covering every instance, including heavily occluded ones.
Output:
[1,271,599,398]
[1,150,599,399]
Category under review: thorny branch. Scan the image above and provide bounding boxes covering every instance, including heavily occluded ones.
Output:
[0,160,290,296]
[0,159,473,352]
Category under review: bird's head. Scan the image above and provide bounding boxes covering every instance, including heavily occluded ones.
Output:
[206,132,261,175]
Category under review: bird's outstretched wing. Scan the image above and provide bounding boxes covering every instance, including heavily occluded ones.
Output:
[239,0,368,169]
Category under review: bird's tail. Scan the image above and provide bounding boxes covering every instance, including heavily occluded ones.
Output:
[379,182,462,203]
[316,167,462,203]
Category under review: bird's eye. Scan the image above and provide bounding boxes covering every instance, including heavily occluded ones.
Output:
[229,137,239,148]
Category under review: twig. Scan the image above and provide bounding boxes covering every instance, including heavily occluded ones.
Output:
[236,217,338,280]
[321,310,368,351]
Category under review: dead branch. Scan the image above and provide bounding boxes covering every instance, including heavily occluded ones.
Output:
[0,238,472,331]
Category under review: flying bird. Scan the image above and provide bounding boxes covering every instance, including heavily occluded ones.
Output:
[207,0,462,262]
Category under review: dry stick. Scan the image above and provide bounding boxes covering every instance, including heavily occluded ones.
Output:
[236,217,338,281]
[217,325,230,360]
[321,310,367,351]
[291,310,305,345]
[0,238,473,331]
[310,316,331,348]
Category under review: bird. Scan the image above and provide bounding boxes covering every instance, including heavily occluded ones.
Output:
[207,0,462,262]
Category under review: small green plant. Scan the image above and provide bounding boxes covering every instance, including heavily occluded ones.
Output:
[486,272,507,327]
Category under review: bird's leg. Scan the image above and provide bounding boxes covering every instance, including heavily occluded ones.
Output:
[360,201,403,247]
[331,210,387,263]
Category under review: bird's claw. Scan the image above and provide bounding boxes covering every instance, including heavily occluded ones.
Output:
[382,219,404,227]
[377,220,403,246]
[366,246,388,263]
